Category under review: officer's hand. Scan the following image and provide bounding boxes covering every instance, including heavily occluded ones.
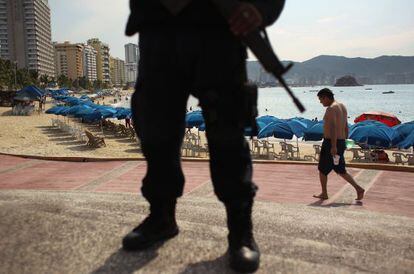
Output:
[229,3,263,36]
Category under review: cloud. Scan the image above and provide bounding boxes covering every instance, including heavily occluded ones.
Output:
[316,17,336,24]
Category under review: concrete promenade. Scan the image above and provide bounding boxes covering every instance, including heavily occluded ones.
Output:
[0,154,413,273]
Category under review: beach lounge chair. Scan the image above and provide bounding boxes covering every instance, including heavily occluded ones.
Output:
[304,145,321,162]
[278,142,290,160]
[128,127,137,140]
[392,152,405,165]
[349,148,364,162]
[251,139,264,158]
[116,124,129,137]
[362,149,377,162]
[313,144,321,160]
[51,118,60,127]
[85,130,106,148]
[287,143,300,160]
[262,140,276,159]
[405,154,414,166]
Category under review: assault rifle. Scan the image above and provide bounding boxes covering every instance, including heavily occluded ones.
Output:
[161,0,305,113]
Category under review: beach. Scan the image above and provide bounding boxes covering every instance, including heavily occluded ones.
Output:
[0,88,411,163]
[0,93,321,160]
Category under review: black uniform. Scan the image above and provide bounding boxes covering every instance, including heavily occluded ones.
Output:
[126,0,284,205]
[123,1,285,272]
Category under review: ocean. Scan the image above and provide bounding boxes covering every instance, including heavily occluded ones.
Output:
[120,84,414,123]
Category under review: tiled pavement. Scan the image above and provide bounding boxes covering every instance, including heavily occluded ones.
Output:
[1,154,413,218]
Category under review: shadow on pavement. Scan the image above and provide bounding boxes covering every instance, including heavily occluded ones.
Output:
[91,245,162,274]
[308,201,363,208]
[179,253,235,274]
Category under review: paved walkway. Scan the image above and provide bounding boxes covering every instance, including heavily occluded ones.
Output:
[1,154,414,274]
[0,154,413,218]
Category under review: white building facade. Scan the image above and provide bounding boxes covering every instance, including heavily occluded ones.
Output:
[83,44,97,82]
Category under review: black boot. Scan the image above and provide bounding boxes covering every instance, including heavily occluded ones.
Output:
[225,200,260,273]
[122,199,179,251]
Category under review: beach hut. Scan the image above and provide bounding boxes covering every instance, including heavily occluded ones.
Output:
[13,86,45,115]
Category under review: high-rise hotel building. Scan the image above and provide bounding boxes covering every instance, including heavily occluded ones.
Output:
[54,41,84,81]
[82,44,97,82]
[0,0,55,76]
[110,56,125,87]
[124,43,138,85]
[87,38,110,84]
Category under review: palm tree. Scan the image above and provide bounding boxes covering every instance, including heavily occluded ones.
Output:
[39,74,49,87]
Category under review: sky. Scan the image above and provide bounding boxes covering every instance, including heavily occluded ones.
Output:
[49,0,414,62]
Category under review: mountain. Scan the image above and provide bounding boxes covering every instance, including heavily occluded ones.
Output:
[247,55,414,86]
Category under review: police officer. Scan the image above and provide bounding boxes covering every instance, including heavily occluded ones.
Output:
[123,1,285,272]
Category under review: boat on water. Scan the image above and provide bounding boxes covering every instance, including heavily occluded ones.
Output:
[365,88,373,90]
[382,91,395,94]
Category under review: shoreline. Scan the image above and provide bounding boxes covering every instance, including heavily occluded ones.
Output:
[0,91,412,170]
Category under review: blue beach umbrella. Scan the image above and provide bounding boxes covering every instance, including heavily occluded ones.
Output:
[65,104,93,116]
[256,115,279,126]
[395,130,414,149]
[393,121,414,138]
[288,117,316,128]
[54,106,70,116]
[349,123,402,148]
[349,120,387,134]
[186,110,204,128]
[93,106,118,118]
[303,121,324,141]
[80,112,103,122]
[244,121,266,137]
[62,96,82,106]
[45,105,66,114]
[258,120,294,139]
[286,119,308,138]
[73,107,96,118]
[114,108,132,120]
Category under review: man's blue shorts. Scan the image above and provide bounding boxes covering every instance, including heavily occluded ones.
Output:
[318,139,347,176]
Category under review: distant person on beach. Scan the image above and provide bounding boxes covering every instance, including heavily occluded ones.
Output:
[314,88,365,201]
[125,117,131,128]
[314,117,318,122]
[123,0,286,272]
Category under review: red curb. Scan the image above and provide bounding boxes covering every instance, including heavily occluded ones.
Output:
[1,151,413,172]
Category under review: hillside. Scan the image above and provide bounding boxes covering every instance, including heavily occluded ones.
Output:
[247,55,414,86]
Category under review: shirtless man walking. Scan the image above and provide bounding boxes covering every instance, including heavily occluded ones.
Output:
[313,88,365,201]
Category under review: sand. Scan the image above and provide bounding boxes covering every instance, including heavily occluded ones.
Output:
[0,94,404,163]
